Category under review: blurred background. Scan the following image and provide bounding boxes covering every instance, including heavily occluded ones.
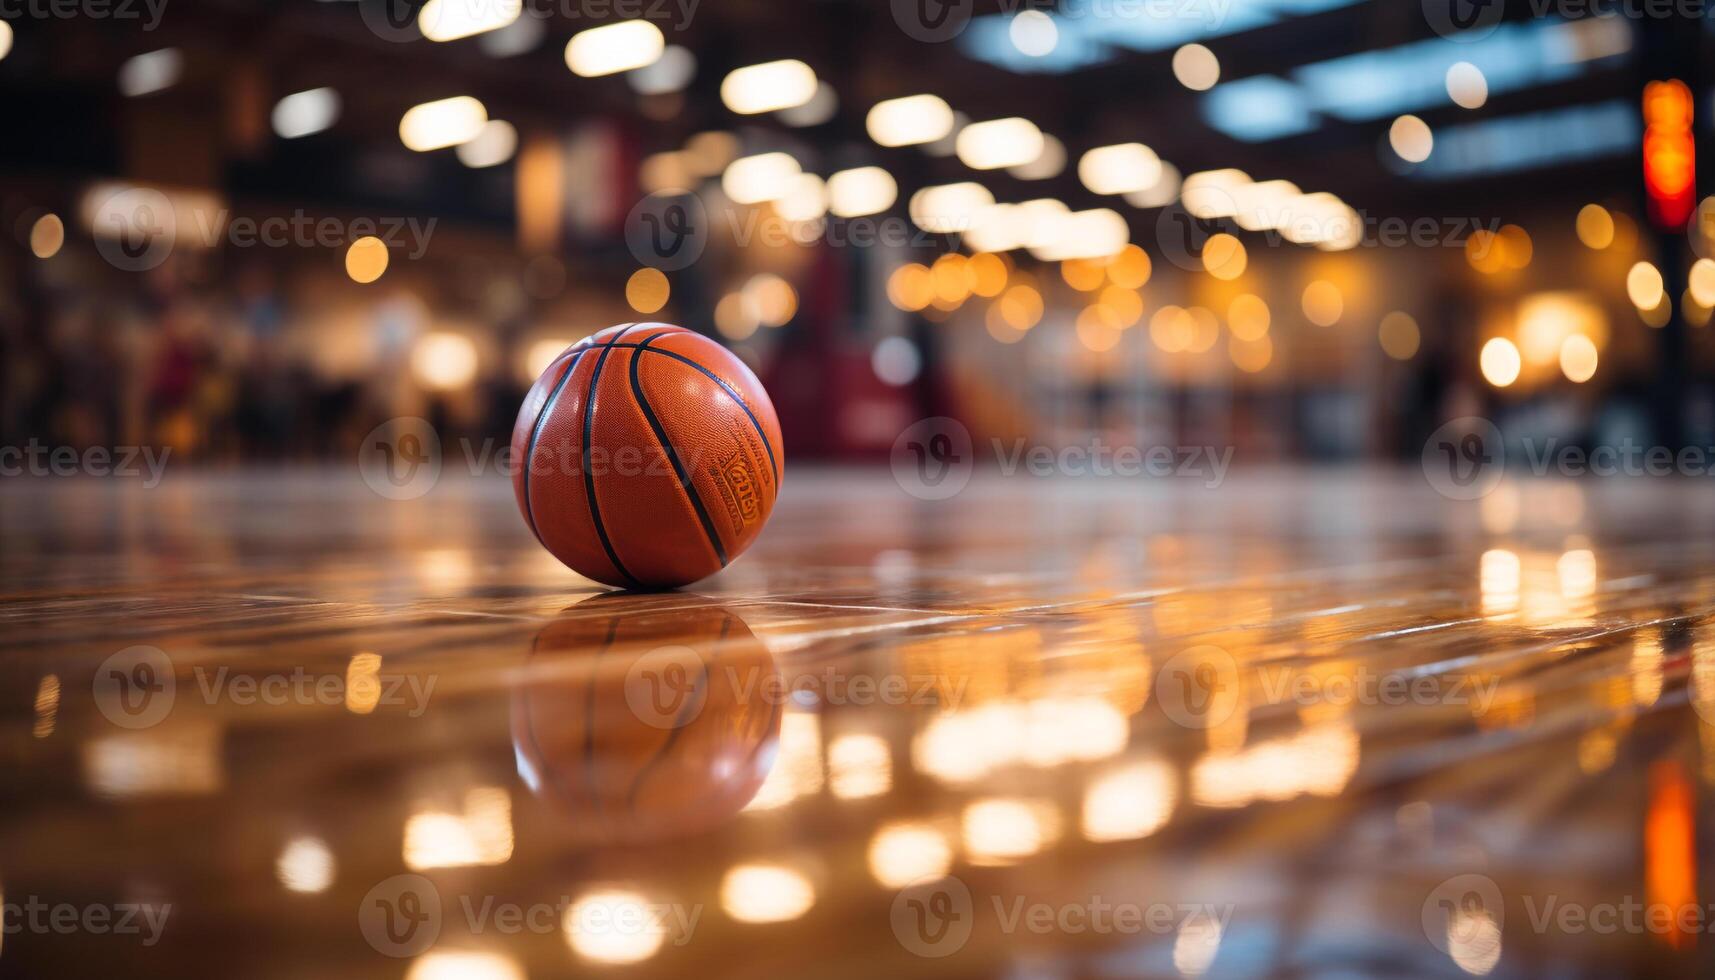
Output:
[0,0,1711,467]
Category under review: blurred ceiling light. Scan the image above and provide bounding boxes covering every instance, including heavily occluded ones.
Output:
[1062,257,1106,292]
[345,236,389,283]
[1445,61,1488,109]
[1627,261,1665,310]
[827,167,896,218]
[956,117,1044,170]
[521,338,573,383]
[909,182,993,233]
[1083,760,1175,842]
[722,152,801,205]
[565,889,668,964]
[399,95,488,151]
[721,59,818,115]
[1480,337,1522,387]
[1016,197,1070,249]
[963,203,1022,252]
[1030,208,1128,261]
[565,21,664,77]
[1107,244,1151,289]
[683,130,738,176]
[1172,43,1220,91]
[715,291,759,339]
[1689,258,1715,308]
[1232,179,1301,231]
[628,45,695,95]
[276,836,335,894]
[118,48,182,97]
[721,863,816,923]
[272,87,341,140]
[0,21,12,62]
[775,172,828,222]
[1125,161,1182,209]
[1378,311,1420,360]
[412,332,479,390]
[1009,10,1058,57]
[887,263,934,312]
[419,0,520,42]
[478,12,544,57]
[1389,114,1433,163]
[866,94,955,148]
[1009,133,1065,180]
[742,273,797,327]
[456,119,517,168]
[1078,143,1163,196]
[1229,333,1273,373]
[626,267,670,314]
[1228,293,1269,340]
[962,798,1053,865]
[868,823,952,888]
[1560,334,1599,382]
[28,214,64,259]
[1182,168,1249,218]
[778,82,838,127]
[1576,203,1615,249]
[872,336,921,387]
[1302,280,1343,326]
[407,951,524,980]
[1201,233,1246,280]
[640,151,692,193]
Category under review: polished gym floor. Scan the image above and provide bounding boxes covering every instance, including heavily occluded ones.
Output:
[1,468,1711,978]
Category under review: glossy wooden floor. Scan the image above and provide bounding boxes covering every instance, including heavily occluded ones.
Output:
[2,468,1713,979]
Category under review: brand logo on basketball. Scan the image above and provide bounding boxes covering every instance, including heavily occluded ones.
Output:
[624,645,708,729]
[722,455,761,525]
[890,874,974,957]
[1154,645,1242,730]
[93,645,177,729]
[1421,416,1504,500]
[359,417,443,500]
[359,874,442,957]
[1422,874,1504,967]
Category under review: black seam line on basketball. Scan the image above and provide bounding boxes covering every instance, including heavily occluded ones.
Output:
[629,335,730,568]
[627,659,710,815]
[614,344,778,484]
[582,325,642,588]
[522,348,590,547]
[581,617,620,815]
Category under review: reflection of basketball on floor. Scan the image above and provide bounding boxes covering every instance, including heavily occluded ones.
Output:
[513,595,780,841]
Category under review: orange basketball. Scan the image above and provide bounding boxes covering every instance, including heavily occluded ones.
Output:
[511,323,783,589]
[513,594,781,842]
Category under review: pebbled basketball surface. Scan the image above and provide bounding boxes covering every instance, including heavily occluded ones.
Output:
[511,323,784,589]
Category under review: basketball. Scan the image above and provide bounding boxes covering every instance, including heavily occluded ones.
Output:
[511,323,783,589]
[512,595,781,842]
